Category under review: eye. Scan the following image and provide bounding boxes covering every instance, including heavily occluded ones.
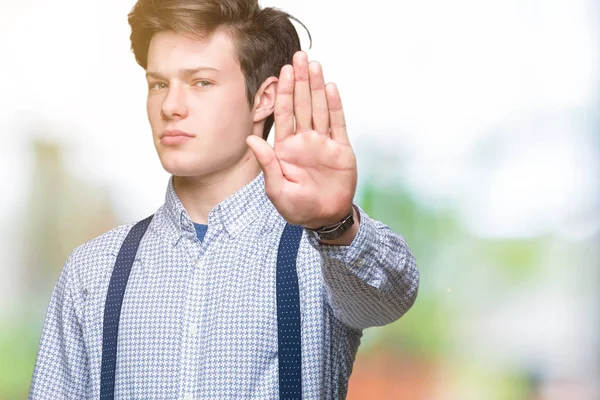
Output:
[194,80,213,87]
[148,82,167,90]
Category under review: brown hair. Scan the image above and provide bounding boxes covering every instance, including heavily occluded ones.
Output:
[128,0,310,139]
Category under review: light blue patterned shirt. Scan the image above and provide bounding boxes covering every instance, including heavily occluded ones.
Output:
[29,172,419,399]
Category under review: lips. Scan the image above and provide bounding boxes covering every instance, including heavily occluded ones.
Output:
[160,129,195,146]
[161,129,194,139]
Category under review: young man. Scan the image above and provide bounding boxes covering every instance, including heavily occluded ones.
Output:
[29,0,419,399]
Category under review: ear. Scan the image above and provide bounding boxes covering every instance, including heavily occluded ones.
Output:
[252,76,278,123]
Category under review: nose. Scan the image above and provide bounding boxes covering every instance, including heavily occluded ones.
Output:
[161,84,189,120]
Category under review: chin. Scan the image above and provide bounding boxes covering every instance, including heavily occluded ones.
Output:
[158,152,209,177]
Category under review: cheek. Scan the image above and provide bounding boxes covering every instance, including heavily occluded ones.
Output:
[207,91,253,131]
[146,98,163,128]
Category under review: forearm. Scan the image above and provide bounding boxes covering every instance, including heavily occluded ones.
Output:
[307,205,420,330]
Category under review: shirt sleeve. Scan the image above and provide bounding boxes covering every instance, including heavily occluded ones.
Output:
[305,204,420,330]
[29,253,89,399]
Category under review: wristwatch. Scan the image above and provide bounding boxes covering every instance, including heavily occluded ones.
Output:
[306,205,357,241]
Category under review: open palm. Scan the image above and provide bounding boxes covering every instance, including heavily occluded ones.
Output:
[246,51,357,230]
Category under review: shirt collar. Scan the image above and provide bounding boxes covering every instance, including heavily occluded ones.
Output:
[157,172,270,246]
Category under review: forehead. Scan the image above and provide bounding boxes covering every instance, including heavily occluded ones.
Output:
[146,30,240,75]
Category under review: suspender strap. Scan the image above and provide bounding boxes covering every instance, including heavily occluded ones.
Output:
[276,223,304,400]
[100,215,153,400]
[100,219,303,399]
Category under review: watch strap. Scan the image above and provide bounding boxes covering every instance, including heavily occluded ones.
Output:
[306,205,357,241]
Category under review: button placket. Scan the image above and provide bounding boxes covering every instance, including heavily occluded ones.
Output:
[178,254,204,399]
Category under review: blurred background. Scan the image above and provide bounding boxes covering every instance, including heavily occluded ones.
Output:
[1,0,598,398]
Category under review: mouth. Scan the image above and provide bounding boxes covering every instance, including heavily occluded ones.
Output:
[160,129,195,146]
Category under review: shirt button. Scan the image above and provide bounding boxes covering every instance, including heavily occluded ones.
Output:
[189,323,198,337]
[184,394,193,400]
[195,259,203,268]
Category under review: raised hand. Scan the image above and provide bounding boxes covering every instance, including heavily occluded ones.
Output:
[246,51,358,230]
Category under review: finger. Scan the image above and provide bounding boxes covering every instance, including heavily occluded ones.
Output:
[274,64,295,145]
[325,83,350,145]
[308,61,329,136]
[293,51,312,132]
[246,136,284,198]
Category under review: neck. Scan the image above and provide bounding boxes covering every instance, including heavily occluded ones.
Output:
[172,153,262,225]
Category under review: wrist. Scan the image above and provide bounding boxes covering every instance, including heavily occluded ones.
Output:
[304,204,354,230]
[318,205,360,245]
[304,204,358,242]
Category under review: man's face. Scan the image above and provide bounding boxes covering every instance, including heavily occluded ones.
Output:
[146,30,255,177]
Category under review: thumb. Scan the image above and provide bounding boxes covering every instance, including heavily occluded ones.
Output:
[246,135,283,198]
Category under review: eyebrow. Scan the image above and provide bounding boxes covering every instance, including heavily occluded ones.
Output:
[145,66,220,80]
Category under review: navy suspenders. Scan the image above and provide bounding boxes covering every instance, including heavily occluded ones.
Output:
[100,215,154,399]
[100,215,304,400]
[276,223,304,399]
